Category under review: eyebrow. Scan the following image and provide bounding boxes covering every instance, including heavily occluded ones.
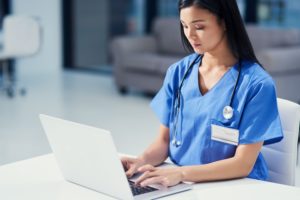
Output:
[180,19,205,24]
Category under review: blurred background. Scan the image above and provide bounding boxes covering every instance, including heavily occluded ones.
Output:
[0,0,299,185]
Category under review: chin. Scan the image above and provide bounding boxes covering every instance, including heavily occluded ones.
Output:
[193,48,205,54]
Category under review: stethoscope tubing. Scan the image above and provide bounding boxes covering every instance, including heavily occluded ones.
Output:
[172,54,241,147]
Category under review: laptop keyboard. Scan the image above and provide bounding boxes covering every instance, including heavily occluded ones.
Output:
[128,180,158,196]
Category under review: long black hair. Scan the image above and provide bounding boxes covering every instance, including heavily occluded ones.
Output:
[178,0,259,63]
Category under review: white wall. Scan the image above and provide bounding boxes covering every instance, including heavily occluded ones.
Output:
[11,0,62,77]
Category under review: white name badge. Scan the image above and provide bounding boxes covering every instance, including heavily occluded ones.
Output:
[211,124,239,146]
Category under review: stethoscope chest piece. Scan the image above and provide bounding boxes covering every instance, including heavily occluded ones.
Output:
[172,139,181,147]
[223,105,234,120]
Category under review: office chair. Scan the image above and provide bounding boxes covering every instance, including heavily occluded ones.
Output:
[261,98,300,186]
[0,15,41,97]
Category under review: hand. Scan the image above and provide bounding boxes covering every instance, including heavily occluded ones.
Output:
[135,164,183,187]
[121,156,145,178]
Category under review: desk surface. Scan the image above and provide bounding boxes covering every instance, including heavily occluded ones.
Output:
[0,154,300,200]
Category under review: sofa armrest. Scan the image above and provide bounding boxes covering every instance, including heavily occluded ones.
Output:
[257,46,300,74]
[111,35,157,54]
[111,35,158,72]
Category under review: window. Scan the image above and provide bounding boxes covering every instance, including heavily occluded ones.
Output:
[157,0,178,17]
[0,0,10,28]
[258,0,300,28]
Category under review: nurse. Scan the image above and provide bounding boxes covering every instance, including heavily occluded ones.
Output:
[121,0,283,187]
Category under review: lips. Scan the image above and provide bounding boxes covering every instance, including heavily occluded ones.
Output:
[192,43,201,48]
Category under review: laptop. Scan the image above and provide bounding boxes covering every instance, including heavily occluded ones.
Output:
[39,114,192,200]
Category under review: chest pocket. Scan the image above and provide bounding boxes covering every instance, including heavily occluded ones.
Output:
[206,118,238,163]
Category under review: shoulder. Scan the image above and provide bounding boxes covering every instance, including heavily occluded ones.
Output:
[167,53,200,76]
[241,61,275,88]
[160,53,199,92]
[240,61,277,99]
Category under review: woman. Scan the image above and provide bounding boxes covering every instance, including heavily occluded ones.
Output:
[121,0,283,187]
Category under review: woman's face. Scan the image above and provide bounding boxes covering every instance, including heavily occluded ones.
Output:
[180,5,226,54]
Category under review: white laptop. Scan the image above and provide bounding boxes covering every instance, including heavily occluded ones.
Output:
[39,114,192,200]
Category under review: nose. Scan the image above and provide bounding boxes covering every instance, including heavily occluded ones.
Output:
[186,28,196,40]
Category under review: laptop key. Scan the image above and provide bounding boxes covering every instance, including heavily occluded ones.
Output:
[128,180,158,196]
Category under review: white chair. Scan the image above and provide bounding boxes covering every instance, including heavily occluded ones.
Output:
[0,15,41,97]
[261,98,300,186]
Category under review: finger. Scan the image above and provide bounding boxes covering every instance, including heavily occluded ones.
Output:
[121,157,135,164]
[138,164,155,172]
[125,166,136,178]
[120,158,128,166]
[135,170,153,185]
[121,161,129,171]
[160,177,171,187]
[135,169,160,185]
[121,157,136,170]
[140,176,165,187]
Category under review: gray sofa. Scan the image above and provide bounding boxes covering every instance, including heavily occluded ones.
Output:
[111,18,186,94]
[247,25,300,103]
[111,18,300,102]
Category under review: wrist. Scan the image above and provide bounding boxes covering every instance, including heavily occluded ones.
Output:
[178,166,186,182]
[137,155,147,166]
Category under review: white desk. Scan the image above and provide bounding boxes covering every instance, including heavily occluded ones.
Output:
[0,154,300,200]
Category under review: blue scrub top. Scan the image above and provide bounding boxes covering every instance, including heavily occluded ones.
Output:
[150,53,283,180]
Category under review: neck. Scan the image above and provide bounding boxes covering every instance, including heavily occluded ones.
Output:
[202,53,236,69]
[202,37,237,69]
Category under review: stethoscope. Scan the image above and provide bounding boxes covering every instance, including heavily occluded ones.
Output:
[171,54,242,147]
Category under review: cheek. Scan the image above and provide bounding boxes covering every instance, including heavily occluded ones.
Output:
[183,29,188,38]
[200,29,223,49]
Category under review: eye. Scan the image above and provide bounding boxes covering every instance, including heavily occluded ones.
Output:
[182,24,188,29]
[195,25,204,30]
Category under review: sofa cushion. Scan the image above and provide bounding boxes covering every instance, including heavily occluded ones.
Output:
[122,53,181,75]
[257,47,300,73]
[246,25,300,53]
[153,18,188,56]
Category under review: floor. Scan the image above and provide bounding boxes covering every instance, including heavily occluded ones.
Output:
[0,69,299,186]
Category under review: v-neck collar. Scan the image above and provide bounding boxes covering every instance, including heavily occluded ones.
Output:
[194,58,239,97]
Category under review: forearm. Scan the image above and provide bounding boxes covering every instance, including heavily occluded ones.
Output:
[139,125,170,166]
[180,143,263,182]
[181,158,249,182]
[180,157,251,182]
[140,140,168,166]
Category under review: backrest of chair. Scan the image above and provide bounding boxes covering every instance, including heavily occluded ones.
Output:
[261,98,300,185]
[3,15,41,57]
